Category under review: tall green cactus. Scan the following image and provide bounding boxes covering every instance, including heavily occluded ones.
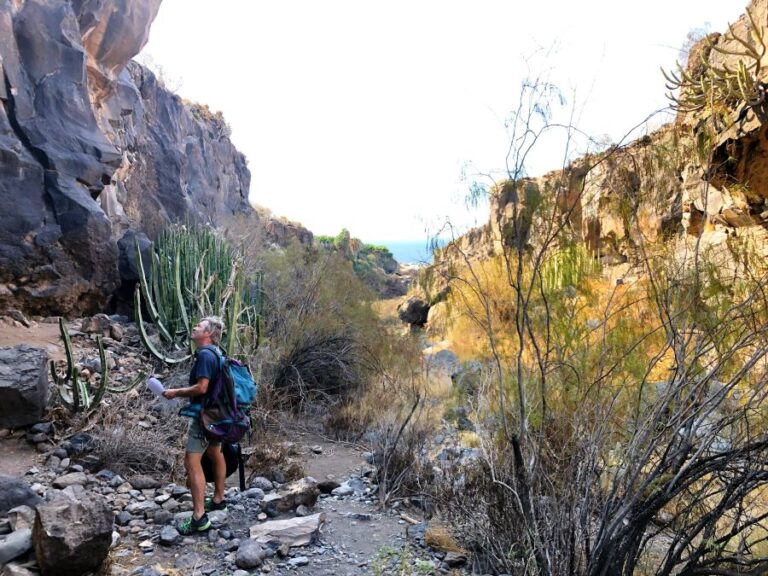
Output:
[134,224,264,364]
[49,318,144,413]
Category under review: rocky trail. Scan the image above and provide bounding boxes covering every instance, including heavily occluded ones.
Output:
[0,311,474,576]
[0,426,466,576]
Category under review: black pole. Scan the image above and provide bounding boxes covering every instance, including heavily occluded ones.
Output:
[237,442,246,491]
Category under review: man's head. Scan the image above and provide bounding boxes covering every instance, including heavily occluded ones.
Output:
[191,316,225,347]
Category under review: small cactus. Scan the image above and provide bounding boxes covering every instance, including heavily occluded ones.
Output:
[663,9,767,115]
[50,318,147,413]
[50,318,109,413]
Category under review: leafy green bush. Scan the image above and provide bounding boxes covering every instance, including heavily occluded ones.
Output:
[252,241,399,408]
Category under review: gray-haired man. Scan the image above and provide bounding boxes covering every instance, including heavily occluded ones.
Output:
[163,316,227,534]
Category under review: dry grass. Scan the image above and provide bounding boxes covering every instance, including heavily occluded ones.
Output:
[88,391,187,479]
[425,523,467,554]
[244,429,305,483]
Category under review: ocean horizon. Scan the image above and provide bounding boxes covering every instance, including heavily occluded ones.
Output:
[372,239,444,266]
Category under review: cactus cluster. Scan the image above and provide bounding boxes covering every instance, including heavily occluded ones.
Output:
[541,243,600,295]
[134,225,263,364]
[664,9,767,116]
[49,318,144,413]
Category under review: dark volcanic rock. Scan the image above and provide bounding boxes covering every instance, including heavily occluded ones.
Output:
[397,297,430,326]
[0,346,48,429]
[0,0,120,315]
[33,495,114,576]
[0,0,253,316]
[0,476,42,516]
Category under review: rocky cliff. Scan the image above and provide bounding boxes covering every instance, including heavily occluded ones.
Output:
[433,0,768,285]
[0,0,287,316]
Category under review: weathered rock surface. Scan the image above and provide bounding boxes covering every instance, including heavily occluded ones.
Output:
[249,513,325,548]
[33,495,114,576]
[0,528,32,566]
[0,346,48,429]
[7,506,35,532]
[398,297,430,326]
[235,539,266,569]
[52,472,88,489]
[0,0,254,316]
[0,476,42,516]
[260,477,319,515]
[0,563,36,576]
[128,474,160,490]
[422,0,768,307]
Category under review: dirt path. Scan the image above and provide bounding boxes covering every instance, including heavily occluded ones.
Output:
[0,319,65,360]
[104,430,417,576]
[0,433,39,477]
[288,433,409,575]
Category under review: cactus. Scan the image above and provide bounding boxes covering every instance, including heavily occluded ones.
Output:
[50,318,149,413]
[663,9,767,116]
[49,318,109,413]
[134,285,191,364]
[134,224,264,364]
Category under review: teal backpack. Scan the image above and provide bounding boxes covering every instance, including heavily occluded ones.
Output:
[199,345,258,407]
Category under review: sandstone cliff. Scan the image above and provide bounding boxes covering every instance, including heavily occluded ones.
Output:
[432,0,768,288]
[0,0,310,317]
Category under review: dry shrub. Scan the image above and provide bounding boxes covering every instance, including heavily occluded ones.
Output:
[429,451,528,573]
[269,330,362,407]
[249,241,403,412]
[244,429,305,483]
[89,391,187,479]
[425,523,467,554]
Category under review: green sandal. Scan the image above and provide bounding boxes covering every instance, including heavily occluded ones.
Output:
[177,513,211,535]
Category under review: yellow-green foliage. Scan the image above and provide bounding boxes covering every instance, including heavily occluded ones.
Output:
[442,229,768,448]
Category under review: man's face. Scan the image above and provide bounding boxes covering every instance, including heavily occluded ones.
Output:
[191,321,212,345]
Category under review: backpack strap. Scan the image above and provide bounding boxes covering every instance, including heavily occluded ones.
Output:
[198,344,224,368]
[197,345,236,409]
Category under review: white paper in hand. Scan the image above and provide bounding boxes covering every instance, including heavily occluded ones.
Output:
[147,377,165,396]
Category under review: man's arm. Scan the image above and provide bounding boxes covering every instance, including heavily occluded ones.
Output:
[162,378,209,399]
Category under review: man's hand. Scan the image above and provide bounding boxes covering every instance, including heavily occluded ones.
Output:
[161,379,207,400]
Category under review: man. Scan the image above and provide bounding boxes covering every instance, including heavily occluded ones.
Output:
[163,316,227,535]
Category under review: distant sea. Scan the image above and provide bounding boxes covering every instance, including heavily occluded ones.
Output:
[373,240,444,266]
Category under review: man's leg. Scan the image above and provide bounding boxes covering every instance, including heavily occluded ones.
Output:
[185,450,206,519]
[205,443,226,504]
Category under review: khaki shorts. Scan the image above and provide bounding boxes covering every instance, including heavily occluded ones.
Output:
[186,418,221,454]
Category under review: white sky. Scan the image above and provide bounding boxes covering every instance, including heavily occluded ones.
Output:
[140,1,746,242]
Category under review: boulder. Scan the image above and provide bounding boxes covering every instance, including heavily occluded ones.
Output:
[235,539,266,569]
[0,346,49,429]
[7,506,35,531]
[80,314,111,335]
[260,477,319,514]
[397,297,430,326]
[331,483,354,497]
[1,563,36,576]
[158,526,181,547]
[443,551,468,567]
[249,476,274,491]
[0,475,41,516]
[33,496,114,576]
[0,529,32,566]
[128,475,160,490]
[249,513,325,548]
[52,472,88,489]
